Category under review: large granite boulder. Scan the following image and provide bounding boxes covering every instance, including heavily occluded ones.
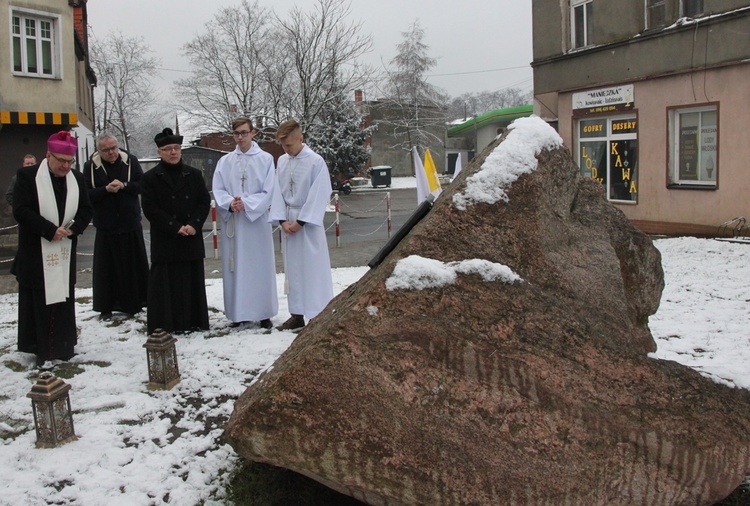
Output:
[225,117,750,505]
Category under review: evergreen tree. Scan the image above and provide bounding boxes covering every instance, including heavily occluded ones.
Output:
[305,92,373,178]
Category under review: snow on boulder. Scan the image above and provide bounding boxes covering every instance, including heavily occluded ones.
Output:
[224,117,750,505]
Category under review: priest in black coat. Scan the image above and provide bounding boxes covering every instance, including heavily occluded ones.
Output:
[84,133,148,319]
[141,128,210,333]
[12,131,93,366]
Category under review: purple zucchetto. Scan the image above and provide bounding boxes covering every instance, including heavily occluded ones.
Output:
[154,128,183,148]
[47,131,78,156]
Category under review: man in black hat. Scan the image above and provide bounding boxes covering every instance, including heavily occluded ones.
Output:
[140,128,210,333]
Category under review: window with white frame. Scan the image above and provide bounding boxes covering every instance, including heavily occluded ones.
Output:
[681,0,704,17]
[11,10,59,78]
[668,105,717,187]
[571,0,593,48]
[576,115,639,203]
[646,0,666,28]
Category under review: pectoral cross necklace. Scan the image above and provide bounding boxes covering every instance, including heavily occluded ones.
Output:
[239,155,250,193]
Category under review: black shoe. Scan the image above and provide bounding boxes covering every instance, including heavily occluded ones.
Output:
[100,312,112,321]
[229,321,250,328]
[260,319,273,330]
[275,315,305,332]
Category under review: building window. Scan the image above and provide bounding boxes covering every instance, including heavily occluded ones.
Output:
[571,0,593,48]
[646,0,666,28]
[576,115,638,203]
[668,105,717,188]
[11,10,58,78]
[681,0,704,17]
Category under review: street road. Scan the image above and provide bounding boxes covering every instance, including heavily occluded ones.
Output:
[325,187,416,248]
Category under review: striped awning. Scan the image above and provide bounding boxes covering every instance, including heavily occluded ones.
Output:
[0,111,78,126]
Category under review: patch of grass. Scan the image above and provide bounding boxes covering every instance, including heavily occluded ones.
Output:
[226,460,365,506]
[80,361,112,368]
[112,321,148,337]
[205,328,232,339]
[3,360,27,373]
[50,479,74,492]
[75,296,92,304]
[167,426,190,444]
[49,362,85,379]
[0,418,31,440]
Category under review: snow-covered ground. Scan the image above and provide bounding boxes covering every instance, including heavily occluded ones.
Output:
[0,236,748,504]
[648,237,750,389]
[0,122,745,503]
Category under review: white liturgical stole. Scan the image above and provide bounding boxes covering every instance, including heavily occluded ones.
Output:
[36,160,78,305]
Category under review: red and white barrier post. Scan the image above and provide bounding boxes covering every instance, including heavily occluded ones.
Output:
[335,193,341,248]
[211,200,218,259]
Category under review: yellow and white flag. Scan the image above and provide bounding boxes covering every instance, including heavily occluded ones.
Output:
[413,147,442,204]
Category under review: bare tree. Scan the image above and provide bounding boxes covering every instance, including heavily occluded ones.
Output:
[273,0,373,129]
[252,28,296,139]
[90,32,160,153]
[175,0,271,135]
[377,20,448,166]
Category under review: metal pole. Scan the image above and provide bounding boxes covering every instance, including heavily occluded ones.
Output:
[387,192,392,239]
[335,193,341,248]
[211,200,218,259]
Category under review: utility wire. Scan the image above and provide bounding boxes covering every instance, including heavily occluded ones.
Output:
[428,65,530,77]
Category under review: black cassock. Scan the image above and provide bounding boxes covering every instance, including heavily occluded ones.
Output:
[84,152,149,315]
[12,165,92,362]
[141,160,210,334]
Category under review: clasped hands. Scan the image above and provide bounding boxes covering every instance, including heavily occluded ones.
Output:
[230,196,244,213]
[106,179,125,193]
[281,221,302,235]
[178,224,197,236]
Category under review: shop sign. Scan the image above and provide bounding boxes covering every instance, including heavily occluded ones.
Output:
[573,85,634,116]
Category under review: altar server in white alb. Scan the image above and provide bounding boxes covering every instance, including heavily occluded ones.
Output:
[270,119,334,332]
[213,117,278,329]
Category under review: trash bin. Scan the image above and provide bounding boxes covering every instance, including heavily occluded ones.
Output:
[369,165,392,188]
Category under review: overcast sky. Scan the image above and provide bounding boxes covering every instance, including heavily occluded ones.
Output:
[86,0,533,100]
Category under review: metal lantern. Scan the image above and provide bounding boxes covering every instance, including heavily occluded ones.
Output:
[143,329,180,390]
[27,372,77,448]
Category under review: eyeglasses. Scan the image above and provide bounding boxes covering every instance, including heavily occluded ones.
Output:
[99,145,119,153]
[233,130,252,138]
[158,145,181,153]
[50,153,76,166]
